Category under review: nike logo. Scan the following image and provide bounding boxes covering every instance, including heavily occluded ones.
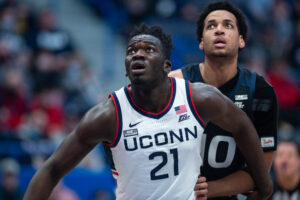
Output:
[129,121,142,128]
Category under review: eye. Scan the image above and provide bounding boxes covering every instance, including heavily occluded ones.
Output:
[146,47,154,53]
[127,48,135,55]
[225,23,233,28]
[207,24,215,29]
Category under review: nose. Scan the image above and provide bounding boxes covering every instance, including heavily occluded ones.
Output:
[215,24,224,35]
[133,49,145,60]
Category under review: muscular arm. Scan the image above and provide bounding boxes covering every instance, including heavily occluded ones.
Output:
[191,83,273,199]
[23,98,117,200]
[207,151,274,197]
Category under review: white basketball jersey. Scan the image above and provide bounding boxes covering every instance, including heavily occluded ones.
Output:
[104,78,205,200]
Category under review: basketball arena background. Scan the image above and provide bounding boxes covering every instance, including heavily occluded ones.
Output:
[0,0,299,199]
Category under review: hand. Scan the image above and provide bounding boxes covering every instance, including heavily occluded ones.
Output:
[194,175,208,200]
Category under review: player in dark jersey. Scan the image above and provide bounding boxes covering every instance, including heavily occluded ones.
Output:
[169,1,278,200]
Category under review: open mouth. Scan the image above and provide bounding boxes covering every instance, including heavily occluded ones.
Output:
[131,62,146,74]
[214,38,226,47]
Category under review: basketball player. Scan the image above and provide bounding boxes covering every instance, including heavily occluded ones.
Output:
[24,23,272,200]
[169,1,278,199]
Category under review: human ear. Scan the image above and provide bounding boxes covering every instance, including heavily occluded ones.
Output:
[199,39,204,50]
[239,35,245,49]
[164,60,172,74]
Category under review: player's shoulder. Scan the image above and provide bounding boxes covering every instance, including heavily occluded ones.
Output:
[86,97,115,121]
[76,96,116,143]
[255,73,274,90]
[168,68,184,79]
[241,67,276,97]
[181,63,200,76]
[190,82,222,100]
[253,73,277,100]
[77,97,116,135]
[169,63,199,80]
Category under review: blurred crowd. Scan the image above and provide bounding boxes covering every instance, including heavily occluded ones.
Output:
[0,0,299,199]
[0,0,100,145]
[0,0,109,199]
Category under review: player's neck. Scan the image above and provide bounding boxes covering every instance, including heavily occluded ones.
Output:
[130,77,172,113]
[201,56,238,88]
[277,173,300,190]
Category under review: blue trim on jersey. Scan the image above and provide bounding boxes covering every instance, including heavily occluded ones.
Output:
[185,80,206,128]
[248,71,257,103]
[124,78,177,119]
[227,68,242,99]
[110,92,123,147]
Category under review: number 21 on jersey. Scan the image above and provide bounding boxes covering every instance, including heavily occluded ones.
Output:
[149,148,179,180]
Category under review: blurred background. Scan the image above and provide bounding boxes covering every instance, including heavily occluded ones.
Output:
[0,0,299,199]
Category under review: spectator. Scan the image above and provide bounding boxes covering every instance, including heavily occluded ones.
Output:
[266,58,300,125]
[26,9,74,54]
[271,140,300,199]
[0,158,23,200]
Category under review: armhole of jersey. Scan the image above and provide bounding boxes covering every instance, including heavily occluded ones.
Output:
[105,92,122,147]
[185,81,206,128]
[103,144,118,176]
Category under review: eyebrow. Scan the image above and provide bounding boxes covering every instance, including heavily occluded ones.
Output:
[206,19,235,24]
[223,19,234,23]
[127,41,157,48]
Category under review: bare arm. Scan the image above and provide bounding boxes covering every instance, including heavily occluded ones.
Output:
[23,98,117,200]
[191,83,273,199]
[168,69,184,78]
[207,151,274,198]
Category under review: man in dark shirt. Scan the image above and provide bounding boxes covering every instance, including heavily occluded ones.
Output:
[169,1,278,199]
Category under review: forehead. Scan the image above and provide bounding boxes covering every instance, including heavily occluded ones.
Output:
[128,34,162,47]
[277,142,298,154]
[205,10,237,24]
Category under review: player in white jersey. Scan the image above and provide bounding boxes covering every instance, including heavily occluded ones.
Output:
[106,77,205,200]
[24,23,273,200]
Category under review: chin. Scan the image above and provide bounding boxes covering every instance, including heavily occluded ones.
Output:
[212,52,228,57]
[130,76,148,85]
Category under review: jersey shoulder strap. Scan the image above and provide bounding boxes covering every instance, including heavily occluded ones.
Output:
[181,63,203,83]
[227,66,257,102]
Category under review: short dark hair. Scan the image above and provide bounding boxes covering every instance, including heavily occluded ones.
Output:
[129,23,173,60]
[196,1,248,43]
[279,139,300,155]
